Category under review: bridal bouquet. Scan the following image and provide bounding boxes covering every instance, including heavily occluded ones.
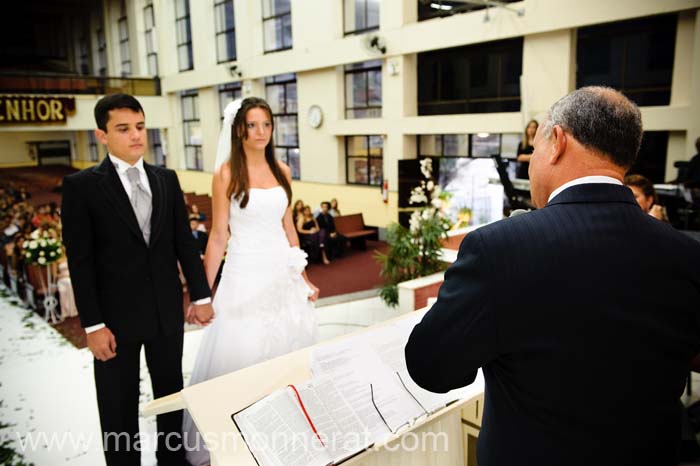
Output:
[376,158,452,307]
[23,229,63,266]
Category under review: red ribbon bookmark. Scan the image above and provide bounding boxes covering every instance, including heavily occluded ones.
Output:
[288,384,326,448]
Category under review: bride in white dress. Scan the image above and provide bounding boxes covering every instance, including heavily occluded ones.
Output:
[182,97,320,466]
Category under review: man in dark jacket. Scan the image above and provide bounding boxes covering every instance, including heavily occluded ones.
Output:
[406,86,700,466]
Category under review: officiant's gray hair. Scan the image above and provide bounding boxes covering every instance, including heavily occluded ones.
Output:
[541,86,642,169]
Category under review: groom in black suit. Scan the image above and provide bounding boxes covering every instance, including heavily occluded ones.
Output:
[62,94,214,466]
[406,87,700,466]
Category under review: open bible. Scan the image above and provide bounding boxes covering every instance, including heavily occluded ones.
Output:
[231,310,484,466]
[232,376,372,466]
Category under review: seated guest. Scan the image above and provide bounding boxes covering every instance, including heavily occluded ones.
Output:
[296,205,330,265]
[316,201,344,259]
[189,203,206,222]
[329,198,341,217]
[624,174,668,222]
[292,199,304,224]
[189,217,208,258]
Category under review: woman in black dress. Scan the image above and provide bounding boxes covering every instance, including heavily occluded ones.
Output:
[296,205,330,264]
[516,119,538,179]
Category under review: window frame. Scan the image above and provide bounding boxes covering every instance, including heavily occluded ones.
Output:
[117,2,131,77]
[344,60,382,119]
[262,0,292,54]
[218,82,242,121]
[96,24,107,76]
[143,0,159,76]
[417,37,523,115]
[343,0,380,36]
[345,135,383,186]
[265,73,300,179]
[181,91,202,171]
[87,131,99,162]
[175,0,194,71]
[214,0,236,63]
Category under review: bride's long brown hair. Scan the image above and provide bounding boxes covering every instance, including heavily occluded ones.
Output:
[226,97,292,208]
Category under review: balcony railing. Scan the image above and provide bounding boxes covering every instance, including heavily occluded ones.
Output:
[0,73,161,96]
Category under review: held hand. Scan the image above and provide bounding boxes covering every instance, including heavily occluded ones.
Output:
[192,302,215,326]
[306,281,320,302]
[86,327,117,362]
[184,303,195,324]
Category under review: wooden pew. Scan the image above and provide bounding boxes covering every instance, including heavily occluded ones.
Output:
[334,213,377,249]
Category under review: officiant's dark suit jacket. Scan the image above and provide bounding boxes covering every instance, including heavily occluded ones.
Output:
[406,183,700,466]
[61,157,210,341]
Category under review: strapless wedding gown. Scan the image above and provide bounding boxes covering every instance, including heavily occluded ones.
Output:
[183,186,318,466]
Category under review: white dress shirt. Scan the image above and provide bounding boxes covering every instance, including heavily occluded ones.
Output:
[85,154,210,334]
[547,176,623,203]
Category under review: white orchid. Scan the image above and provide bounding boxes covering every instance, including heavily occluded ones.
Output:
[408,186,428,205]
[409,210,421,234]
[419,158,433,179]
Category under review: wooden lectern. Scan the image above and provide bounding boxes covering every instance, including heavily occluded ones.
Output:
[143,312,484,466]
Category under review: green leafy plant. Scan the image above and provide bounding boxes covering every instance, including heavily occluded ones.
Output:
[376,158,452,307]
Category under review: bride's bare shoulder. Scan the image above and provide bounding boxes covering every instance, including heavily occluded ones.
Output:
[214,163,232,184]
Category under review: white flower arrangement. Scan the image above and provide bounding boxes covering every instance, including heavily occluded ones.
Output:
[377,157,454,307]
[22,229,63,266]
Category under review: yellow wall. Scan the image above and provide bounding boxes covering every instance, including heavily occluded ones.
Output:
[174,170,398,228]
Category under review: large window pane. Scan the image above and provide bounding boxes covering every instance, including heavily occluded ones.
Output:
[344,0,379,35]
[265,84,285,113]
[346,135,383,185]
[577,14,676,106]
[347,136,368,157]
[501,133,521,159]
[442,134,469,157]
[347,157,368,184]
[266,74,299,179]
[471,134,500,157]
[345,60,382,119]
[418,38,523,115]
[262,0,291,17]
[369,157,383,185]
[274,115,298,147]
[285,82,297,113]
[175,0,188,17]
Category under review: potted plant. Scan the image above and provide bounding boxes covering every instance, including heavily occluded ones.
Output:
[376,158,453,307]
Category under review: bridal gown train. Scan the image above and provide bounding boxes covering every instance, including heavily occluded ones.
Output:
[183,186,318,466]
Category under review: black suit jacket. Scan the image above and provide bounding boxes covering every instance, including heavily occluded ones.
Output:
[316,212,336,233]
[61,157,210,342]
[406,183,700,466]
[191,230,208,256]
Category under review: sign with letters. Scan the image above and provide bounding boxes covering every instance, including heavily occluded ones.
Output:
[0,96,76,125]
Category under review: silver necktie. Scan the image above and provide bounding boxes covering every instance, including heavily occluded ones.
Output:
[126,167,152,243]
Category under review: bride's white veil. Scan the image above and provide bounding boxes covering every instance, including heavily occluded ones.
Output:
[214,99,243,171]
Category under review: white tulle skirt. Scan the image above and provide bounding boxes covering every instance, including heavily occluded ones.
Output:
[183,246,318,466]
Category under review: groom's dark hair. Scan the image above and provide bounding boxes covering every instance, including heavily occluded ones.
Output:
[94,94,145,132]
